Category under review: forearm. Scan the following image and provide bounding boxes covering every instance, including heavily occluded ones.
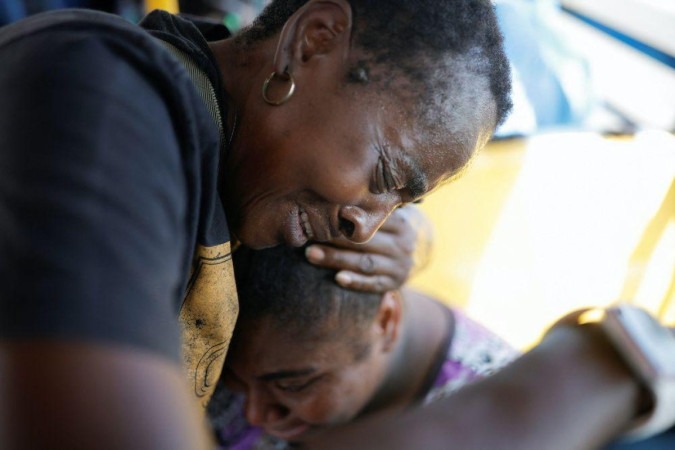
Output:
[450,325,640,449]
[0,342,212,450]
[307,325,640,450]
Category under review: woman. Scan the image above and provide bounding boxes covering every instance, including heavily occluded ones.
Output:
[0,0,668,449]
[216,246,675,450]
[213,245,519,448]
[0,0,507,444]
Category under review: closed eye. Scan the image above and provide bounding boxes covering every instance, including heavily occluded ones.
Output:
[374,151,404,195]
[274,376,322,394]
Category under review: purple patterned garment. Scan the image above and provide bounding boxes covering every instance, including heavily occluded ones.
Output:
[424,308,519,404]
[217,307,519,450]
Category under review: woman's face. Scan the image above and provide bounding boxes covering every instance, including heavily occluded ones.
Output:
[223,317,389,443]
[223,78,494,249]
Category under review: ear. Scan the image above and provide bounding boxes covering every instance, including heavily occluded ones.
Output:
[272,0,353,74]
[372,291,403,353]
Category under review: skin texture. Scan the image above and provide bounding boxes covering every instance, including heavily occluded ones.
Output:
[0,342,211,450]
[209,0,496,250]
[304,324,642,450]
[223,290,452,444]
[224,319,392,442]
[0,1,649,449]
[2,1,493,449]
[307,205,435,292]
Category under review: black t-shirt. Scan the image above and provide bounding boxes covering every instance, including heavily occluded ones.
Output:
[0,9,238,406]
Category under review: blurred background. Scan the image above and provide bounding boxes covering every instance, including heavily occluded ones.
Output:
[2,0,673,349]
[411,0,675,348]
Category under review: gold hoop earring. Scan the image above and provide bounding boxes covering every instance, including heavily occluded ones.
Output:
[262,71,296,106]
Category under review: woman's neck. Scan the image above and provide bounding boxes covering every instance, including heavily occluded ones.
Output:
[360,289,454,416]
[208,37,272,113]
[208,38,273,205]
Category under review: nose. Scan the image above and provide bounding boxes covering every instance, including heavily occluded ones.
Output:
[338,200,398,243]
[244,387,290,428]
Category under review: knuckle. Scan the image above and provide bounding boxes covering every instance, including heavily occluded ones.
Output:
[359,254,376,274]
[399,240,415,255]
[349,278,366,291]
[325,249,346,265]
[374,276,388,293]
[390,268,408,286]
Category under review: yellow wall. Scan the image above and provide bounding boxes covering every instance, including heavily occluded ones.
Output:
[145,0,179,14]
[409,131,675,349]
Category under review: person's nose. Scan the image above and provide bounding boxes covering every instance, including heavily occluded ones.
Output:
[338,198,399,243]
[244,386,290,428]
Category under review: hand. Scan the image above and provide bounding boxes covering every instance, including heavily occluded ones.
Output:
[305,205,434,293]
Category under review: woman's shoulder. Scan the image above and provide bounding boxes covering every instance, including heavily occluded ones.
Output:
[0,9,191,101]
[0,9,197,81]
[449,307,520,372]
[424,306,520,403]
[0,9,145,47]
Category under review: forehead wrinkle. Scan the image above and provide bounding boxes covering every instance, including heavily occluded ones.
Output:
[377,91,484,200]
[405,128,472,196]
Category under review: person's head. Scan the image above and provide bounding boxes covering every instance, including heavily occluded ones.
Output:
[219,0,511,249]
[224,245,404,442]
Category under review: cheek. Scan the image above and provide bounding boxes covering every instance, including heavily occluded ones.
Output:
[292,389,357,425]
[292,395,342,424]
[230,113,304,199]
[232,149,294,199]
[277,123,376,203]
[236,105,376,206]
[299,149,376,205]
[293,374,375,425]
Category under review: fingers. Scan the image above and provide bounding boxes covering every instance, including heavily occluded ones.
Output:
[320,230,399,254]
[303,205,426,294]
[378,206,417,235]
[305,245,404,278]
[318,236,403,260]
[334,271,398,293]
[305,245,409,293]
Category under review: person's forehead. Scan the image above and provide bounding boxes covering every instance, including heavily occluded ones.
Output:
[373,66,497,190]
[380,111,487,199]
[231,319,361,372]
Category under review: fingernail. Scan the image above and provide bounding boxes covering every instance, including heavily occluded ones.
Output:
[336,272,352,285]
[305,246,325,263]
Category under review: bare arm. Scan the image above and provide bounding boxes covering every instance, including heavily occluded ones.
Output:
[306,324,641,450]
[0,342,211,450]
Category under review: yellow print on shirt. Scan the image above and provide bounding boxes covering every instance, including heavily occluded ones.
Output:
[180,241,238,408]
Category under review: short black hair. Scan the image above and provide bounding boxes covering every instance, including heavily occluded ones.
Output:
[237,0,511,127]
[233,245,382,344]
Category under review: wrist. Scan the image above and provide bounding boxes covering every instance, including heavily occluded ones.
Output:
[530,322,643,447]
[445,323,642,450]
[546,306,675,441]
[540,322,646,422]
[548,322,642,397]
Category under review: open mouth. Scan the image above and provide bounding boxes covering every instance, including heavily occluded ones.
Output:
[284,205,314,247]
[299,207,315,240]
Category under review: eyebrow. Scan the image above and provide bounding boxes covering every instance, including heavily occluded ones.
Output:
[258,368,317,382]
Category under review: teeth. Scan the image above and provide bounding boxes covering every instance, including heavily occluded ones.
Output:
[300,210,314,239]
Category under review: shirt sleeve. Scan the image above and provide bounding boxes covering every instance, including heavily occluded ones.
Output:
[0,26,187,361]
